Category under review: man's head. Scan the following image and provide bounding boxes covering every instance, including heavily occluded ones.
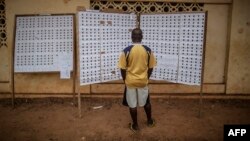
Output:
[132,28,143,43]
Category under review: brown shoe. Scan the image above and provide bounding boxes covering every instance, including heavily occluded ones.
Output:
[147,119,156,127]
[129,123,139,133]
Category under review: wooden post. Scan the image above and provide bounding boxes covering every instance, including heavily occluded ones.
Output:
[75,11,82,118]
[11,15,18,108]
[72,14,77,106]
[199,11,208,118]
[78,88,82,118]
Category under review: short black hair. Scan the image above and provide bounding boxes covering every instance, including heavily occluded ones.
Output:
[131,28,143,43]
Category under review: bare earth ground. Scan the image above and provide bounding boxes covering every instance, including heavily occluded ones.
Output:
[0,97,250,141]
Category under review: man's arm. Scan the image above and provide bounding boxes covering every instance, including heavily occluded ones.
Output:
[120,69,126,82]
[148,68,153,79]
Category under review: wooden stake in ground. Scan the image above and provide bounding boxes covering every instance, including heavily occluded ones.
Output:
[199,11,208,118]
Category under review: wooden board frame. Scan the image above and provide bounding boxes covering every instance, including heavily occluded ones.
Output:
[76,10,208,118]
[11,14,77,107]
[140,11,208,117]
[76,10,138,117]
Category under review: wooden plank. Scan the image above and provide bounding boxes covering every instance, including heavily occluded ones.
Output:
[79,94,250,100]
[0,81,9,83]
[78,85,91,94]
[103,79,187,84]
[1,93,249,99]
[150,84,195,93]
[90,83,225,94]
[91,84,125,93]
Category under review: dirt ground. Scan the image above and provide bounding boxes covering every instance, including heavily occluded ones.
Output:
[0,97,250,141]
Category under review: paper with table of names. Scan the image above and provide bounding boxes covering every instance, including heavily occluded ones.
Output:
[78,11,137,85]
[14,15,74,77]
[141,13,205,85]
[79,12,206,86]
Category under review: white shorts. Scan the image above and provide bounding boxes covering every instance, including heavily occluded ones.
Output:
[126,86,149,108]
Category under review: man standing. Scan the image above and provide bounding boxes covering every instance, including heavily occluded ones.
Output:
[118,28,157,133]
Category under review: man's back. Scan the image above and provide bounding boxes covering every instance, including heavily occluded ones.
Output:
[118,44,156,88]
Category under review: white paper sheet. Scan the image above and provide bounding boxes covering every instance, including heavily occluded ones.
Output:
[141,13,205,85]
[78,12,205,86]
[78,11,136,85]
[60,70,71,79]
[14,15,74,73]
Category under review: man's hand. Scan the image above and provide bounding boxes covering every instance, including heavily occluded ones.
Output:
[120,69,126,82]
[148,68,153,79]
